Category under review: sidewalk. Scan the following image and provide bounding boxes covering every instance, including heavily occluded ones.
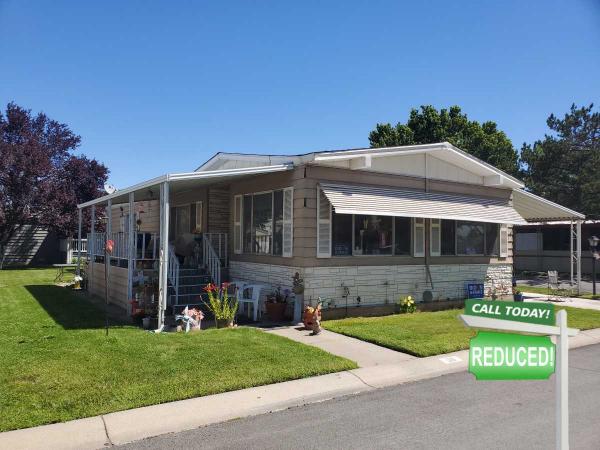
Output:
[3,327,600,450]
[524,292,600,311]
[266,326,416,367]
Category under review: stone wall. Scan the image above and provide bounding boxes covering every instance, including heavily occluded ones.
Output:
[302,263,512,306]
[228,261,512,308]
[229,261,300,294]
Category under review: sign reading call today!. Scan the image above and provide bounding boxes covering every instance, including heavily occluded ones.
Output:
[465,298,555,326]
[464,299,556,380]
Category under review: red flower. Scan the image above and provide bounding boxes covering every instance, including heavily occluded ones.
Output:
[221,282,231,290]
[203,283,216,293]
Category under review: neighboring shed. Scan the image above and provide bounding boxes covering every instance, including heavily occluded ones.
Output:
[1,225,61,267]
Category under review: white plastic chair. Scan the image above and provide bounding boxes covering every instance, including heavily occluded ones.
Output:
[237,284,264,321]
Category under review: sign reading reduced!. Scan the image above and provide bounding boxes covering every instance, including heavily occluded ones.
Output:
[469,331,555,380]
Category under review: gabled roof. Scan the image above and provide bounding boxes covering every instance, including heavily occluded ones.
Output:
[196,142,525,189]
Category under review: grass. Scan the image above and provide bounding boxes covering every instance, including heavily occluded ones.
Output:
[323,305,600,358]
[0,268,356,432]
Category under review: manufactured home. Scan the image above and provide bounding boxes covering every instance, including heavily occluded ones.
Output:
[76,142,585,326]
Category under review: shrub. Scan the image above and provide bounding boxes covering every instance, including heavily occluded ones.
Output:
[397,295,416,314]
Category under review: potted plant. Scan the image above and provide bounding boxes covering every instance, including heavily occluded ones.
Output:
[513,287,524,302]
[292,272,304,295]
[265,286,289,322]
[203,282,238,328]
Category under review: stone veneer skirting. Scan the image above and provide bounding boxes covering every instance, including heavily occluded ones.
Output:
[229,261,512,307]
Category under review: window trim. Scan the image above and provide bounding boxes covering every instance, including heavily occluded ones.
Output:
[239,187,292,257]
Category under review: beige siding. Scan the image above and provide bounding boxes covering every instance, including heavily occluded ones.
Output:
[208,187,229,234]
[225,164,513,268]
[89,262,129,309]
[110,200,160,234]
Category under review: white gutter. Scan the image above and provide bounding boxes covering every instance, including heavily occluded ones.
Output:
[78,164,293,208]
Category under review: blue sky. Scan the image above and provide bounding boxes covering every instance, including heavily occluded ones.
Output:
[1,0,598,188]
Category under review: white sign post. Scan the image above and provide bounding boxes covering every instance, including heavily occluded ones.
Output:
[461,308,578,450]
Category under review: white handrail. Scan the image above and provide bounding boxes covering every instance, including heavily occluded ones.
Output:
[168,245,180,305]
[204,233,228,267]
[203,235,221,287]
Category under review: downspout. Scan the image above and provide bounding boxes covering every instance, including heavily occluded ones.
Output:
[424,154,433,289]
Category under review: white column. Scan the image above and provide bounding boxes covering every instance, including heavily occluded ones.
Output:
[158,181,170,329]
[76,208,82,275]
[556,309,569,450]
[570,221,573,287]
[576,220,582,295]
[89,206,95,295]
[127,192,135,309]
[105,199,112,304]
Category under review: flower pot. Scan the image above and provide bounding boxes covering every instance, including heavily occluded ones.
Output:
[215,318,234,329]
[266,302,286,322]
[513,293,524,302]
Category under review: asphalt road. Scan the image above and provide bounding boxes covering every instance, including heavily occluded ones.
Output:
[118,344,600,450]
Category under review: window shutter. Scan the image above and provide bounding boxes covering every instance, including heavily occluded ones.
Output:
[414,218,425,257]
[317,188,331,258]
[195,201,203,233]
[282,188,293,257]
[233,195,242,254]
[499,224,509,257]
[430,219,441,256]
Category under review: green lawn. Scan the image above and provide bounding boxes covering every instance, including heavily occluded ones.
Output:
[0,268,356,432]
[323,306,600,358]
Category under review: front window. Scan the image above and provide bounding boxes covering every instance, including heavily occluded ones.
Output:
[456,221,485,255]
[354,215,393,255]
[241,190,284,255]
[332,212,352,256]
[394,217,411,255]
[441,220,456,255]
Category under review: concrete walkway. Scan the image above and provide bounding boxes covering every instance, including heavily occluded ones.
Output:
[3,327,600,450]
[266,325,416,367]
[524,292,600,311]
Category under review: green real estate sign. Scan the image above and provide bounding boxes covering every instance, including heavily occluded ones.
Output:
[469,331,555,380]
[465,299,555,325]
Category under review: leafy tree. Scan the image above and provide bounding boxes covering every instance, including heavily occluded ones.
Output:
[0,102,108,261]
[369,105,519,176]
[520,104,600,217]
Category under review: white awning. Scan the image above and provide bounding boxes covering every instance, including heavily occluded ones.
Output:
[319,183,527,224]
[512,189,585,222]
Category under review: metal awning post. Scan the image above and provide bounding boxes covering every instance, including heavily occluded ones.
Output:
[158,181,170,330]
[127,192,136,312]
[576,220,582,295]
[76,208,82,276]
[570,220,574,287]
[89,205,95,295]
[105,199,112,336]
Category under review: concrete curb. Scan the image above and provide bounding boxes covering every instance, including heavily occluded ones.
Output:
[2,328,600,450]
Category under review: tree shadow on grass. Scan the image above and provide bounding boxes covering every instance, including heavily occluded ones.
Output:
[25,285,127,330]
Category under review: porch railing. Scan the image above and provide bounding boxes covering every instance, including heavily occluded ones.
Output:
[65,238,87,263]
[167,245,180,305]
[203,234,222,287]
[204,233,228,267]
[88,232,160,260]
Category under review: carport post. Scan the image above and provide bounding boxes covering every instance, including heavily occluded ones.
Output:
[577,220,582,295]
[158,181,170,330]
[89,205,95,295]
[76,207,82,275]
[127,192,135,310]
